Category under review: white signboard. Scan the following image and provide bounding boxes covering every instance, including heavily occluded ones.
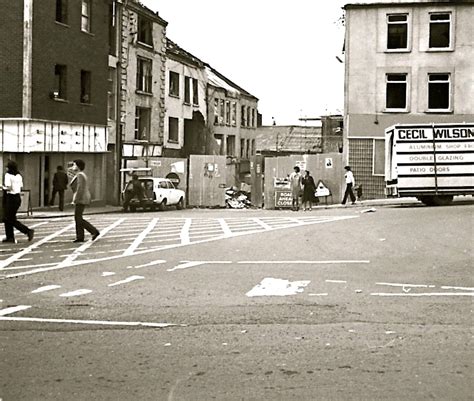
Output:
[314,180,331,197]
[325,158,333,168]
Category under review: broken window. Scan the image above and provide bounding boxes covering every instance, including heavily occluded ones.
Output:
[231,102,237,126]
[184,76,191,104]
[138,15,153,46]
[169,71,179,97]
[80,70,91,103]
[214,98,219,125]
[428,73,450,110]
[53,64,67,100]
[386,73,407,109]
[192,78,199,105]
[429,13,451,48]
[387,14,408,50]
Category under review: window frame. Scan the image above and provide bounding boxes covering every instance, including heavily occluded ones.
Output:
[386,13,409,51]
[225,101,231,125]
[169,71,180,98]
[136,57,153,94]
[134,107,151,140]
[427,73,451,112]
[168,117,179,143]
[184,76,191,104]
[385,73,408,112]
[137,15,153,47]
[372,139,385,176]
[80,70,91,104]
[428,12,451,50]
[53,64,67,100]
[81,0,91,33]
[55,0,68,25]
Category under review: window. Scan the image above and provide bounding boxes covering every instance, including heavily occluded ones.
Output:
[214,98,219,125]
[137,15,153,46]
[227,135,235,156]
[80,70,91,103]
[192,78,198,105]
[231,102,236,126]
[107,68,116,120]
[168,117,179,142]
[252,108,256,128]
[81,0,91,32]
[429,13,451,48]
[387,14,408,50]
[220,99,225,125]
[428,73,450,110]
[56,0,67,24]
[246,139,250,158]
[386,74,407,110]
[184,77,191,104]
[251,139,255,156]
[135,107,151,140]
[53,64,67,99]
[225,101,230,125]
[247,106,251,128]
[108,1,117,55]
[240,139,245,157]
[169,71,179,97]
[241,105,246,126]
[137,57,152,93]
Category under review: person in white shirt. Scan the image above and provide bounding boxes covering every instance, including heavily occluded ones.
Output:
[2,160,34,243]
[342,165,356,205]
[289,166,303,211]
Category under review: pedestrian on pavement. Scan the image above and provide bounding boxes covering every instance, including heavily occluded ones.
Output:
[2,160,34,243]
[302,170,316,211]
[342,165,356,205]
[289,166,302,211]
[69,159,100,243]
[122,174,144,212]
[49,165,68,211]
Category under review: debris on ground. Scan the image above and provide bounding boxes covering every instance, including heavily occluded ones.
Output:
[225,186,252,209]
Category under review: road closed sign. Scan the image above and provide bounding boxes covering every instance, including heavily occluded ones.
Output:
[314,180,331,197]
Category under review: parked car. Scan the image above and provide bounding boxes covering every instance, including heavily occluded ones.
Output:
[122,177,185,212]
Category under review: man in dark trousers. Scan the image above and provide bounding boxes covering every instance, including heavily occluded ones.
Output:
[50,165,68,211]
[122,174,144,212]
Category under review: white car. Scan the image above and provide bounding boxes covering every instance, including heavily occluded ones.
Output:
[122,177,185,212]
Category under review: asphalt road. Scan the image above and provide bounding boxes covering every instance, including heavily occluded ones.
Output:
[0,203,473,401]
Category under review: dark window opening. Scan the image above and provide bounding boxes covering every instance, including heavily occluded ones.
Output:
[135,107,151,140]
[387,14,408,49]
[428,74,450,110]
[184,77,191,104]
[56,0,68,24]
[169,71,180,97]
[386,74,407,109]
[137,57,152,93]
[108,1,117,55]
[138,15,153,46]
[80,70,91,103]
[169,117,179,142]
[192,78,199,105]
[54,64,67,99]
[429,13,450,48]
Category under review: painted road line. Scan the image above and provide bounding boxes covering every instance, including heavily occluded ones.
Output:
[108,275,144,287]
[440,286,474,291]
[218,218,233,237]
[101,272,116,277]
[252,218,272,230]
[123,217,159,256]
[0,223,75,270]
[376,282,432,288]
[246,278,311,297]
[308,293,328,296]
[0,316,180,328]
[180,218,192,245]
[59,289,93,297]
[239,260,369,265]
[31,285,61,294]
[1,262,58,271]
[58,218,125,267]
[132,259,167,269]
[370,292,474,297]
[0,305,31,316]
[325,279,347,283]
[167,261,232,272]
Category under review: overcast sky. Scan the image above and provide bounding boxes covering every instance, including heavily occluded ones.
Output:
[140,0,347,126]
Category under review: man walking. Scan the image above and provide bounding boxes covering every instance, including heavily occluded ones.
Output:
[342,165,356,205]
[50,165,68,211]
[69,159,100,243]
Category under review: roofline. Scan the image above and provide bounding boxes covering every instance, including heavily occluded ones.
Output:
[344,0,471,9]
[206,64,259,101]
[127,1,168,27]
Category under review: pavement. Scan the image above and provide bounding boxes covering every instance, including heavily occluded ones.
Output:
[20,197,428,219]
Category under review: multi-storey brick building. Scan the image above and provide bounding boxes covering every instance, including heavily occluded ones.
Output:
[0,0,110,207]
[344,0,473,199]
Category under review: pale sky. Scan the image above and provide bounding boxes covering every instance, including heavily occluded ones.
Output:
[140,0,347,126]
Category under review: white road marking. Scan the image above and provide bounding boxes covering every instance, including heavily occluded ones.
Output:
[101,272,116,277]
[0,305,31,316]
[108,275,144,287]
[31,285,61,294]
[0,316,180,328]
[59,289,92,297]
[133,260,166,269]
[376,282,431,288]
[246,278,310,297]
[218,218,232,236]
[180,218,192,245]
[440,286,474,291]
[0,223,75,270]
[325,279,347,283]
[123,218,158,256]
[308,293,328,296]
[252,218,272,230]
[1,262,58,270]
[371,292,474,297]
[167,261,232,272]
[57,218,125,267]
[239,261,368,265]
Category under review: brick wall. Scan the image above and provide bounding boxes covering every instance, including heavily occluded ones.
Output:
[0,0,24,117]
[31,0,109,125]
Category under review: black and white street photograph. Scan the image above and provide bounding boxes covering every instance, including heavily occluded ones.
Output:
[0,0,473,400]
